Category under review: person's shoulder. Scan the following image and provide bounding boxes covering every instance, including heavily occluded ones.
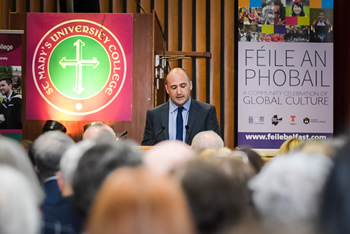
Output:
[11,92,22,99]
[148,102,169,113]
[191,99,214,109]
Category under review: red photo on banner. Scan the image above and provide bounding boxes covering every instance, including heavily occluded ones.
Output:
[26,13,133,121]
[0,30,23,135]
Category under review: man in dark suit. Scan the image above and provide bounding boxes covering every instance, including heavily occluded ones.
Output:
[142,68,221,145]
[32,131,76,234]
[0,77,22,129]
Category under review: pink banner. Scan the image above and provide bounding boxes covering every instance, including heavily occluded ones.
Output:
[26,13,133,121]
[0,31,23,133]
[0,32,22,66]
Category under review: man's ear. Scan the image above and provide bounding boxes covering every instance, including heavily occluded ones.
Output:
[190,81,193,91]
[165,85,169,94]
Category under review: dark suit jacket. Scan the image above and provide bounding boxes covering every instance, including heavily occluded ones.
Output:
[141,99,221,145]
[42,179,84,234]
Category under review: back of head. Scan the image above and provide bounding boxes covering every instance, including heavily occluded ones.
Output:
[0,136,43,204]
[32,131,75,181]
[249,152,333,228]
[191,130,224,154]
[145,140,195,174]
[173,159,245,233]
[60,140,95,186]
[87,167,195,234]
[297,139,334,157]
[82,124,116,144]
[42,120,67,133]
[320,136,350,234]
[73,140,143,218]
[277,137,302,155]
[235,146,265,173]
[210,156,255,188]
[0,165,40,234]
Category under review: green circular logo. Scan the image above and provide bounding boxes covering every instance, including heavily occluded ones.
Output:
[49,36,110,99]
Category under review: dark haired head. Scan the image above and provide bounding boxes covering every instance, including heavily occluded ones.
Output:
[292,0,305,16]
[0,77,12,86]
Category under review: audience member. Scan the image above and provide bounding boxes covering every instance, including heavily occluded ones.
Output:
[87,167,196,234]
[297,139,335,157]
[42,120,67,133]
[0,165,41,234]
[249,151,332,230]
[235,146,265,173]
[210,156,256,221]
[0,136,43,204]
[173,159,248,234]
[54,140,96,233]
[144,140,195,174]
[276,137,302,155]
[72,140,143,222]
[320,136,350,234]
[191,130,224,154]
[197,147,233,160]
[31,131,75,233]
[212,156,255,188]
[58,140,95,196]
[20,138,33,152]
[82,123,116,143]
[72,143,115,218]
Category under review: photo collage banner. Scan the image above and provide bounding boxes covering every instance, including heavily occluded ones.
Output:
[237,0,333,149]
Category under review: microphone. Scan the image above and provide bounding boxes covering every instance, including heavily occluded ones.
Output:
[116,130,128,141]
[185,125,190,143]
[151,126,165,145]
[118,130,128,138]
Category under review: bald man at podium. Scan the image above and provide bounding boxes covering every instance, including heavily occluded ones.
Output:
[141,68,221,146]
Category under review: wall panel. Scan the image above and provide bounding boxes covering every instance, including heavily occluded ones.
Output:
[154,0,165,32]
[140,0,151,13]
[209,0,221,125]
[30,0,40,12]
[113,0,124,13]
[1,0,11,28]
[182,0,193,81]
[44,0,55,12]
[195,0,207,103]
[16,0,26,13]
[100,0,109,12]
[167,0,179,69]
[127,0,137,13]
[224,0,234,148]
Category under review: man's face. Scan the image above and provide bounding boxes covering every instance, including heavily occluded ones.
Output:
[0,80,11,97]
[318,12,325,21]
[273,5,281,24]
[165,68,192,106]
[293,4,302,15]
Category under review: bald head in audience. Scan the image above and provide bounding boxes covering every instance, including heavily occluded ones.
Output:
[82,124,116,144]
[145,140,195,174]
[191,130,224,153]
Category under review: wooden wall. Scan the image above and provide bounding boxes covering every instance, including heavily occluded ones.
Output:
[1,0,347,148]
